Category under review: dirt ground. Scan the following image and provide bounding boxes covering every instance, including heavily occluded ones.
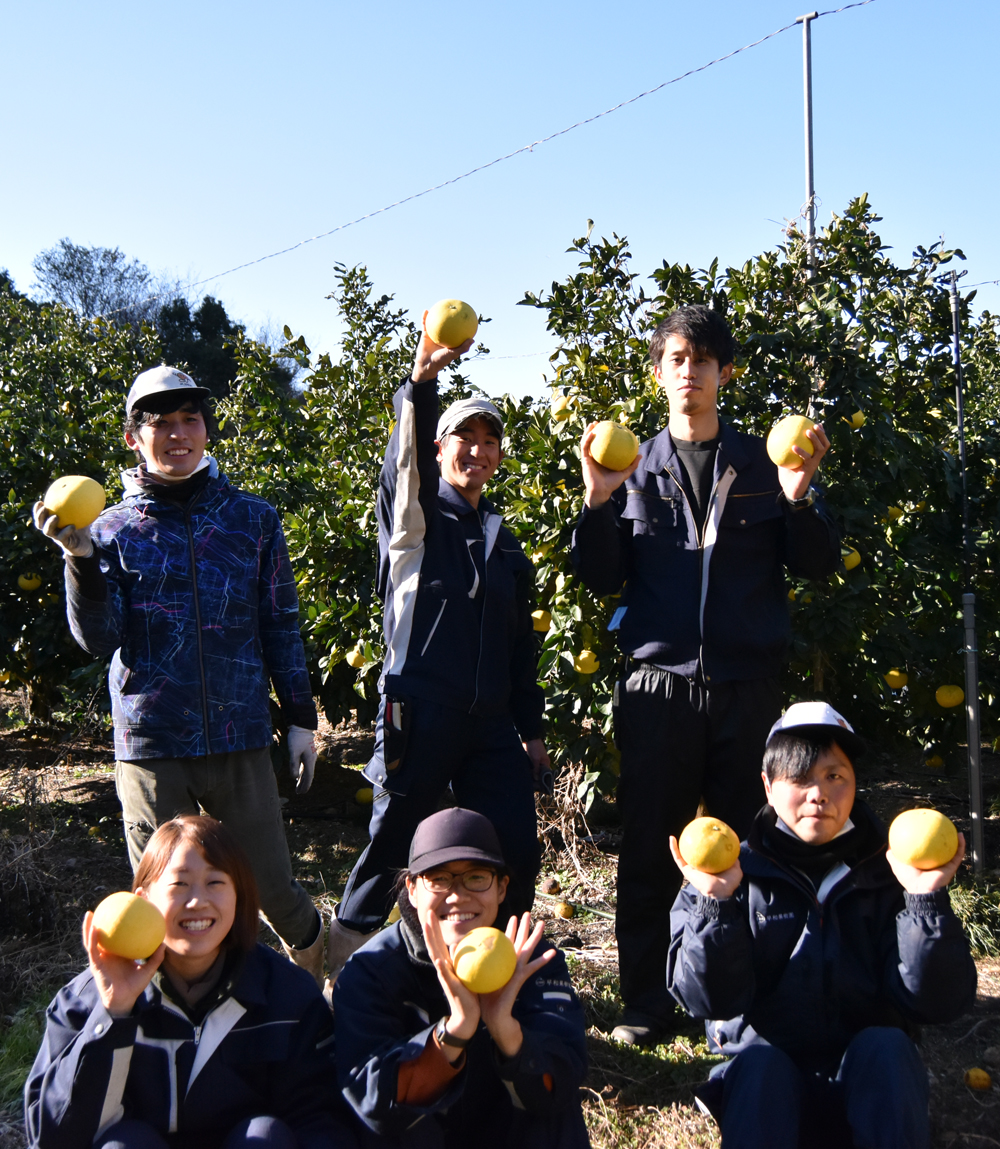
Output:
[1,702,999,1147]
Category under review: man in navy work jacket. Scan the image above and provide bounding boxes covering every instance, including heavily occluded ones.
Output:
[328,323,549,983]
[573,305,840,1045]
[33,367,327,985]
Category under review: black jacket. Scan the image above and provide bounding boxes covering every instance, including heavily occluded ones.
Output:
[666,802,978,1073]
[25,945,350,1149]
[377,377,543,738]
[572,421,840,681]
[333,918,588,1144]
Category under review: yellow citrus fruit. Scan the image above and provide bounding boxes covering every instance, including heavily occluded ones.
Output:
[550,394,573,421]
[355,786,374,805]
[926,754,944,770]
[914,501,927,512]
[386,903,401,924]
[846,410,866,430]
[345,648,365,669]
[18,573,42,591]
[678,816,741,874]
[730,365,747,379]
[424,299,478,349]
[843,548,861,571]
[574,650,599,674]
[766,415,816,470]
[887,506,903,521]
[936,684,964,709]
[964,1068,992,1091]
[452,926,518,993]
[888,808,958,870]
[532,609,551,633]
[590,421,639,471]
[554,901,575,919]
[92,892,166,960]
[884,668,908,690]
[42,476,106,530]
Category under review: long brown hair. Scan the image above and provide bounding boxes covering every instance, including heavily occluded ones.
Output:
[132,816,259,953]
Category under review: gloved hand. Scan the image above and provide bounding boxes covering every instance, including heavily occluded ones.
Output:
[288,726,318,794]
[33,501,94,558]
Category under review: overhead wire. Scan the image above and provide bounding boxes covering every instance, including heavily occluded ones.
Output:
[167,1,878,299]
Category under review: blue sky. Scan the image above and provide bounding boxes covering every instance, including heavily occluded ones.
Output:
[3,0,998,398]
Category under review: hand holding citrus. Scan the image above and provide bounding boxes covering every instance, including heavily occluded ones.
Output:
[423,299,478,349]
[92,892,166,960]
[678,817,741,874]
[42,476,106,530]
[888,809,959,870]
[589,421,639,472]
[452,926,518,993]
[766,415,816,470]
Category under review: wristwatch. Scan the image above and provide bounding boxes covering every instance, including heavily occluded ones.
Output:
[785,486,817,510]
[434,1016,470,1049]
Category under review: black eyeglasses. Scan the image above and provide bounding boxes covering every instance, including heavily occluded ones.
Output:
[419,869,497,893]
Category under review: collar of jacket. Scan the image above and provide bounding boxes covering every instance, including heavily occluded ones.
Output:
[643,419,752,479]
[120,455,222,501]
[743,799,890,896]
[141,947,263,1014]
[437,475,497,519]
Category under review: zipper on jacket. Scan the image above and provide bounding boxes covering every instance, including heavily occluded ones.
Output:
[193,1024,202,1045]
[184,501,213,751]
[470,508,487,715]
[664,463,713,678]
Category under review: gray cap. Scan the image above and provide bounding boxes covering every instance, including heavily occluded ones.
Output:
[125,366,209,416]
[436,396,504,443]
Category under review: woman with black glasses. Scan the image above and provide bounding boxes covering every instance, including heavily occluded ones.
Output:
[333,808,590,1147]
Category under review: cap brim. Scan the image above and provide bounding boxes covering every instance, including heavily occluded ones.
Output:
[409,844,506,873]
[129,386,211,414]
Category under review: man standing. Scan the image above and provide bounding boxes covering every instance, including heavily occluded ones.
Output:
[328,324,549,980]
[34,367,326,985]
[573,305,840,1045]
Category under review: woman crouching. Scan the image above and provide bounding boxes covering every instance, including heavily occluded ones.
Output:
[25,815,355,1149]
[334,807,590,1147]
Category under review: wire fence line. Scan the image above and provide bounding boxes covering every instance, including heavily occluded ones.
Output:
[91,1,877,321]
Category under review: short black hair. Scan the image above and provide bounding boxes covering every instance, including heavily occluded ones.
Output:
[124,395,219,446]
[649,304,736,369]
[762,731,857,785]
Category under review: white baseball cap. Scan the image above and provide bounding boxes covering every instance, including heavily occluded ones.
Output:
[125,366,209,416]
[436,396,504,442]
[767,701,865,759]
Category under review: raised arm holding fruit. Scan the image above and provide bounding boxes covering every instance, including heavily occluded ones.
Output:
[572,304,841,1047]
[328,301,551,990]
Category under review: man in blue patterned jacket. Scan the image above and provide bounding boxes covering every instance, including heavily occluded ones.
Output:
[33,366,327,984]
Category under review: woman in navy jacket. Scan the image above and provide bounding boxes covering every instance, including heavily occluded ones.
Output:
[25,816,353,1149]
[334,808,590,1148]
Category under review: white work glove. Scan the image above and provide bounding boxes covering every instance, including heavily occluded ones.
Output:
[287,725,318,794]
[33,501,94,558]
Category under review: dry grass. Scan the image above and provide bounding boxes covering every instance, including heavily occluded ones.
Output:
[2,718,999,1148]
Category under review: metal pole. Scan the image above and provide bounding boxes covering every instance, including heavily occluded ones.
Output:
[949,271,985,875]
[797,12,818,267]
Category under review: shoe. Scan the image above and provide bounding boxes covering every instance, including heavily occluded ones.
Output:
[610,1010,669,1047]
[281,910,326,989]
[324,909,378,1003]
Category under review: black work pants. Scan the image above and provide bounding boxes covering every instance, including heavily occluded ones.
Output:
[614,664,780,1022]
[338,697,540,932]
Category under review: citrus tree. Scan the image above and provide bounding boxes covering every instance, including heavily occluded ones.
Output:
[0,275,157,718]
